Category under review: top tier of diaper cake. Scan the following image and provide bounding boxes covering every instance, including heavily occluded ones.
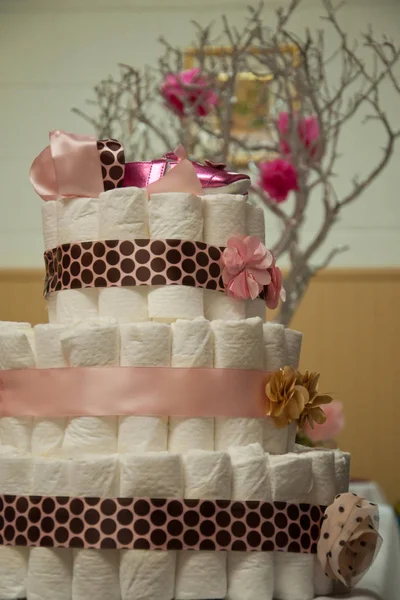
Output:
[32,131,283,324]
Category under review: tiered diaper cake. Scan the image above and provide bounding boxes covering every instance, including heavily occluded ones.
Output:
[0,131,381,600]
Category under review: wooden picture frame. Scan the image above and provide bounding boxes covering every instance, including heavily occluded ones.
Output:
[184,44,299,166]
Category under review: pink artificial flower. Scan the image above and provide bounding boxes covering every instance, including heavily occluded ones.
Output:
[277,111,321,160]
[160,68,219,118]
[265,259,286,310]
[258,158,299,202]
[277,111,291,155]
[304,400,345,442]
[222,236,273,301]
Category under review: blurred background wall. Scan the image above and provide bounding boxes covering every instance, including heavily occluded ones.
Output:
[0,0,399,501]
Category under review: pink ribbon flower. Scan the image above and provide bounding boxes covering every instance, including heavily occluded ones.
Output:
[221,236,274,301]
[265,258,286,310]
[304,400,345,443]
[160,68,219,118]
[258,158,299,203]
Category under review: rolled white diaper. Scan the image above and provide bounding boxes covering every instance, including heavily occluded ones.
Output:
[70,455,120,600]
[334,450,351,494]
[27,458,72,600]
[270,453,314,600]
[55,288,99,324]
[148,192,204,321]
[0,449,33,495]
[148,286,204,321]
[46,293,57,323]
[99,287,148,322]
[0,450,33,600]
[32,324,68,456]
[42,201,57,250]
[57,197,99,244]
[310,449,337,596]
[149,192,203,240]
[119,452,183,600]
[34,324,67,368]
[269,453,313,503]
[212,318,264,450]
[0,326,35,370]
[262,420,289,455]
[245,203,266,320]
[227,444,273,600]
[0,326,34,451]
[118,322,170,453]
[310,450,337,506]
[175,451,231,599]
[284,328,303,370]
[202,194,246,248]
[246,202,265,241]
[212,318,264,371]
[203,194,246,320]
[98,187,149,322]
[98,187,149,239]
[263,323,289,454]
[263,323,286,371]
[169,318,214,453]
[60,318,119,367]
[60,320,119,455]
[284,328,303,451]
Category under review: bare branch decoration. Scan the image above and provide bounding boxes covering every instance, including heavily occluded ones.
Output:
[73,0,400,326]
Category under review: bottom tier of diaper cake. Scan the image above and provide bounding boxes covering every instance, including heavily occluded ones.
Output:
[0,443,350,600]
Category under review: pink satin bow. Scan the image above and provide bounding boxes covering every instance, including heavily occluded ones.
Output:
[30,131,202,201]
[30,130,105,201]
[221,236,274,301]
[317,493,382,587]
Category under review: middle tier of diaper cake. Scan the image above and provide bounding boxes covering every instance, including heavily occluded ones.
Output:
[0,177,353,600]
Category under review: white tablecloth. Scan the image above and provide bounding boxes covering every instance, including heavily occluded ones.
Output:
[316,482,400,600]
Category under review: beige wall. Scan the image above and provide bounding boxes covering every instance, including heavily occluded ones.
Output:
[1,267,399,503]
[0,0,400,268]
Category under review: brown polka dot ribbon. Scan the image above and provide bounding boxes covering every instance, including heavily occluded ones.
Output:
[43,238,267,299]
[96,139,125,191]
[0,495,324,552]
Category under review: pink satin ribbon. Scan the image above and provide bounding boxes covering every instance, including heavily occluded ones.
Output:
[30,131,104,201]
[0,366,269,418]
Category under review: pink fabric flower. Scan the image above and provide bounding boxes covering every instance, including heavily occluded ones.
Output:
[160,68,219,118]
[265,259,286,310]
[222,236,273,301]
[258,158,299,202]
[304,400,344,442]
[277,112,321,159]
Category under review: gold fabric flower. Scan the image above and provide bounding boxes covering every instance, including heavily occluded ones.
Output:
[265,366,309,428]
[298,370,333,429]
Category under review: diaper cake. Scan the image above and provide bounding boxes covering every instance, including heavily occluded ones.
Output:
[0,130,381,600]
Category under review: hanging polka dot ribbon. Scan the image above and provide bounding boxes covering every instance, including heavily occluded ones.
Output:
[317,492,382,587]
